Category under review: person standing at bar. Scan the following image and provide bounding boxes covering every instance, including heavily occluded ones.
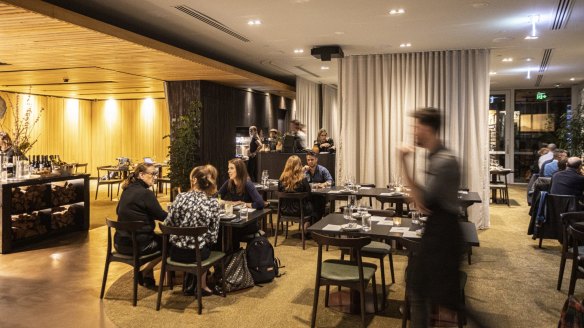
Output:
[247,126,262,181]
[399,108,464,328]
[289,119,307,151]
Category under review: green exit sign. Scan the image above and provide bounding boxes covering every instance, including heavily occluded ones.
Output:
[536,92,548,100]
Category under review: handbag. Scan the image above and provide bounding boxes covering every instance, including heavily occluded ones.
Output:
[223,249,255,292]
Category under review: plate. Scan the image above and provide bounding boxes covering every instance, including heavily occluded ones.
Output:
[388,192,404,196]
[351,212,365,219]
[220,214,237,220]
[341,223,363,231]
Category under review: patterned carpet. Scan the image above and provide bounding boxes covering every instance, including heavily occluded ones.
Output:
[102,185,571,327]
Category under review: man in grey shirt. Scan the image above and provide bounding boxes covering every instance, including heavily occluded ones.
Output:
[400,108,464,328]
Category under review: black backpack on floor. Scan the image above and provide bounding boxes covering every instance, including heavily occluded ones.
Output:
[246,236,280,284]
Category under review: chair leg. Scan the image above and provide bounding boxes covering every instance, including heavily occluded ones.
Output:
[133,264,139,307]
[99,257,111,299]
[197,272,203,315]
[221,258,227,297]
[156,259,166,311]
[568,257,579,296]
[325,284,330,307]
[402,289,410,328]
[301,218,306,250]
[379,257,387,308]
[372,275,379,313]
[167,271,174,290]
[558,252,568,290]
[274,217,280,247]
[360,280,367,327]
[388,253,396,284]
[467,246,472,265]
[95,183,100,200]
[110,184,113,201]
[311,280,320,328]
[117,183,121,196]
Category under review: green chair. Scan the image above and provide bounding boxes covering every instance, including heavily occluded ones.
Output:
[99,218,161,306]
[156,223,226,315]
[311,233,378,328]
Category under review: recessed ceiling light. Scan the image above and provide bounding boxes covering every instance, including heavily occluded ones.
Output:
[400,43,411,48]
[294,49,304,54]
[389,8,405,15]
[471,2,489,8]
[570,77,575,81]
[525,57,533,62]
[248,19,262,25]
[524,36,538,40]
[321,66,330,70]
[334,31,345,35]
[489,71,497,75]
[502,57,513,62]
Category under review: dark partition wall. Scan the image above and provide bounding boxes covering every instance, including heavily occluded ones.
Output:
[165,80,294,185]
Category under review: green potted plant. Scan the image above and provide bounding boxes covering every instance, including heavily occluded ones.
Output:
[163,100,202,199]
[555,101,584,158]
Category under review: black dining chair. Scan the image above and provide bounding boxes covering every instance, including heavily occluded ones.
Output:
[275,192,312,250]
[156,223,226,315]
[558,212,584,291]
[311,233,378,328]
[568,225,584,296]
[538,194,580,248]
[99,218,161,306]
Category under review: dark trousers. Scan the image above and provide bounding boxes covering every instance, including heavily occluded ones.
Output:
[170,245,212,294]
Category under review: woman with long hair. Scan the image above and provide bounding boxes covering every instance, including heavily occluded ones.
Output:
[164,165,221,296]
[278,155,314,228]
[218,158,264,248]
[313,128,335,153]
[115,163,167,287]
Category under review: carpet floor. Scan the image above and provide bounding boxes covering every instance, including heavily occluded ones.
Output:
[100,185,574,327]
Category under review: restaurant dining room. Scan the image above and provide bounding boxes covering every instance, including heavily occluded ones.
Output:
[1,0,584,327]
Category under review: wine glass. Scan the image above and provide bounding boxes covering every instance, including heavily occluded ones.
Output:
[348,194,357,209]
[261,170,269,187]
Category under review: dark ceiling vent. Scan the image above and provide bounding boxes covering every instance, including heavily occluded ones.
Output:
[174,5,250,42]
[535,74,544,87]
[539,49,553,73]
[294,66,320,78]
[551,0,574,30]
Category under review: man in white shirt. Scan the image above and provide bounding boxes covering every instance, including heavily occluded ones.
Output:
[538,143,556,170]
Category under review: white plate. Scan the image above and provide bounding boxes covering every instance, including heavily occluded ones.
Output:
[419,216,428,222]
[220,214,237,220]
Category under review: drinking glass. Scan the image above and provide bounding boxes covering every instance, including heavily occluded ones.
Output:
[411,211,420,225]
[393,216,402,226]
[261,170,269,187]
[348,195,357,209]
[240,208,248,221]
[343,206,352,221]
[225,203,233,215]
[362,214,372,231]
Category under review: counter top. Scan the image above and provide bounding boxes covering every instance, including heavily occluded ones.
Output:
[0,174,90,188]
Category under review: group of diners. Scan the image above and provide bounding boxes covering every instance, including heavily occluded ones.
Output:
[531,143,584,197]
[112,150,334,296]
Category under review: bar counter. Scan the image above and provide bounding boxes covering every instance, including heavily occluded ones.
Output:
[256,152,336,182]
[1,174,90,253]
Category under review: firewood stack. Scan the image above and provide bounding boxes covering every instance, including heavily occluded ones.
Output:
[52,182,78,207]
[11,185,48,213]
[11,213,47,240]
[50,206,76,229]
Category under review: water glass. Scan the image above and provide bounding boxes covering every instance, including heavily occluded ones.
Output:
[393,216,402,226]
[348,195,357,208]
[343,206,353,220]
[239,208,248,221]
[362,214,372,231]
[411,211,420,225]
[225,203,233,215]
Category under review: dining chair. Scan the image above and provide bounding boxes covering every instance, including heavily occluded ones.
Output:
[275,192,311,250]
[568,225,584,296]
[156,223,226,315]
[558,212,584,291]
[74,163,88,174]
[400,238,466,328]
[538,194,580,248]
[95,166,123,201]
[311,233,378,328]
[99,218,161,306]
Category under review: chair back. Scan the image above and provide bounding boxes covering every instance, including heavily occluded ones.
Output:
[277,191,309,219]
[158,223,208,270]
[360,183,376,188]
[561,212,584,251]
[105,218,149,260]
[367,209,396,218]
[548,194,580,242]
[312,233,371,278]
[568,225,584,260]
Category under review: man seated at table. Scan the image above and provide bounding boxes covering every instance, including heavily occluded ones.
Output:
[539,143,556,170]
[303,150,333,221]
[550,157,584,198]
[542,149,568,177]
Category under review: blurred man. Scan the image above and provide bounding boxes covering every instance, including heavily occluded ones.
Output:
[538,143,556,170]
[550,157,584,197]
[542,149,568,177]
[400,108,464,328]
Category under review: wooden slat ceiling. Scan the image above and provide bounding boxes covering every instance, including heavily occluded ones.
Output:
[0,0,295,100]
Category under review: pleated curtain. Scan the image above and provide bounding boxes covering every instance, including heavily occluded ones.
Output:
[295,77,321,145]
[321,84,340,141]
[336,49,491,228]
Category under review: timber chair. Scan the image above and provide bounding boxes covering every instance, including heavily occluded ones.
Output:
[156,223,226,315]
[95,166,123,201]
[311,233,378,328]
[557,212,584,291]
[99,218,161,306]
[567,225,584,296]
[274,192,312,250]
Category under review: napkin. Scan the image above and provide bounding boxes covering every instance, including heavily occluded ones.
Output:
[370,216,385,222]
[402,230,421,238]
[322,224,342,231]
[359,187,372,190]
[390,227,410,233]
[246,208,257,213]
[328,190,342,194]
[377,219,394,226]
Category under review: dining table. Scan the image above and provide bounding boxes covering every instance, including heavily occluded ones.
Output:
[307,212,480,314]
[219,207,272,253]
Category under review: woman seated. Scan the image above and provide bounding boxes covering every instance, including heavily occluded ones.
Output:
[164,165,220,296]
[114,163,167,287]
[313,128,335,153]
[218,158,264,247]
[278,155,314,230]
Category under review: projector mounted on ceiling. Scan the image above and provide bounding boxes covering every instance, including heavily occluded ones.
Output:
[311,46,344,61]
